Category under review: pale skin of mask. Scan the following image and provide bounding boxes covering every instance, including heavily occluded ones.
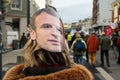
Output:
[30,12,64,52]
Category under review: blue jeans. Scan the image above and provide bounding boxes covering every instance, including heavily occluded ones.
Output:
[79,56,84,64]
[73,55,84,64]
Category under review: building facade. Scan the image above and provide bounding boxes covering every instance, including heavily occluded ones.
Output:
[2,0,40,48]
[92,0,115,34]
[112,0,120,23]
[78,18,92,34]
[112,0,120,32]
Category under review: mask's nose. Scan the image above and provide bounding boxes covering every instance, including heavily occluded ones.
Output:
[51,26,61,38]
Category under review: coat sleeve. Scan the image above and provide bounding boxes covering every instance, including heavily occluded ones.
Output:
[87,38,89,46]
[71,40,76,50]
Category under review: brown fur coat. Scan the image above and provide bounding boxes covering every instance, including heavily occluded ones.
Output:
[3,64,93,80]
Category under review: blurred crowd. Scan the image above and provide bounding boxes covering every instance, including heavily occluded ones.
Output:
[65,24,120,67]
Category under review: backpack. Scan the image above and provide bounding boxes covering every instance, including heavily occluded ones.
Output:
[74,40,86,51]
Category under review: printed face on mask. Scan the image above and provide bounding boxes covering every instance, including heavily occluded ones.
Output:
[30,12,64,52]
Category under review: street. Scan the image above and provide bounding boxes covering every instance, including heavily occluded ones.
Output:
[2,48,120,80]
[83,47,120,80]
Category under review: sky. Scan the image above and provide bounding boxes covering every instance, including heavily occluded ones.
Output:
[35,0,93,24]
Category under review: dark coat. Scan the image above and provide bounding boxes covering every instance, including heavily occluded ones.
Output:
[3,64,93,80]
[100,36,111,50]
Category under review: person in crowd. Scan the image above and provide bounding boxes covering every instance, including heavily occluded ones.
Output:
[84,34,90,63]
[71,33,87,64]
[67,31,72,48]
[100,32,111,67]
[1,41,4,51]
[111,31,119,59]
[87,32,99,67]
[20,32,28,48]
[117,31,120,64]
[80,31,85,40]
[71,32,77,44]
[3,8,93,80]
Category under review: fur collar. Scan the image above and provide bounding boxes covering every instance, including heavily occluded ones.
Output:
[3,64,93,80]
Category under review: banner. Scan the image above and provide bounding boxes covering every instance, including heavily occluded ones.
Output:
[104,25,114,36]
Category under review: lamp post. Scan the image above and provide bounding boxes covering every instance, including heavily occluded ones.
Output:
[0,0,12,79]
[0,0,2,79]
[27,0,30,27]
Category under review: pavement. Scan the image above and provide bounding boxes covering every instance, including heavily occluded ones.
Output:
[83,47,120,80]
[2,48,13,54]
[2,49,23,77]
[1,48,120,80]
[2,49,22,66]
[94,48,120,80]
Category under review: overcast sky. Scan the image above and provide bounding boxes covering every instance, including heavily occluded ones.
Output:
[35,0,93,24]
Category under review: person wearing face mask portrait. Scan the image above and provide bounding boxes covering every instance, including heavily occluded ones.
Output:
[3,8,93,80]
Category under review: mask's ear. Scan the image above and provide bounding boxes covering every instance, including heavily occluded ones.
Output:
[29,29,36,40]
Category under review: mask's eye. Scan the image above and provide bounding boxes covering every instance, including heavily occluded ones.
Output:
[41,24,52,28]
[57,27,63,34]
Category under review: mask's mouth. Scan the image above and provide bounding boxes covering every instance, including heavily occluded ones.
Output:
[48,39,60,46]
[48,39,59,42]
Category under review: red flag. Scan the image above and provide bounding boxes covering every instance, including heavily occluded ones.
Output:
[104,25,114,36]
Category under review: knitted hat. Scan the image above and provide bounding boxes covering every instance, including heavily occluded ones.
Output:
[101,32,105,35]
[76,33,81,38]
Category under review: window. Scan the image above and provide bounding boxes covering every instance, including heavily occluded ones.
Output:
[11,0,22,10]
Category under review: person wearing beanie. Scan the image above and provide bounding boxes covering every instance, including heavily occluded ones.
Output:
[117,31,120,64]
[3,8,93,80]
